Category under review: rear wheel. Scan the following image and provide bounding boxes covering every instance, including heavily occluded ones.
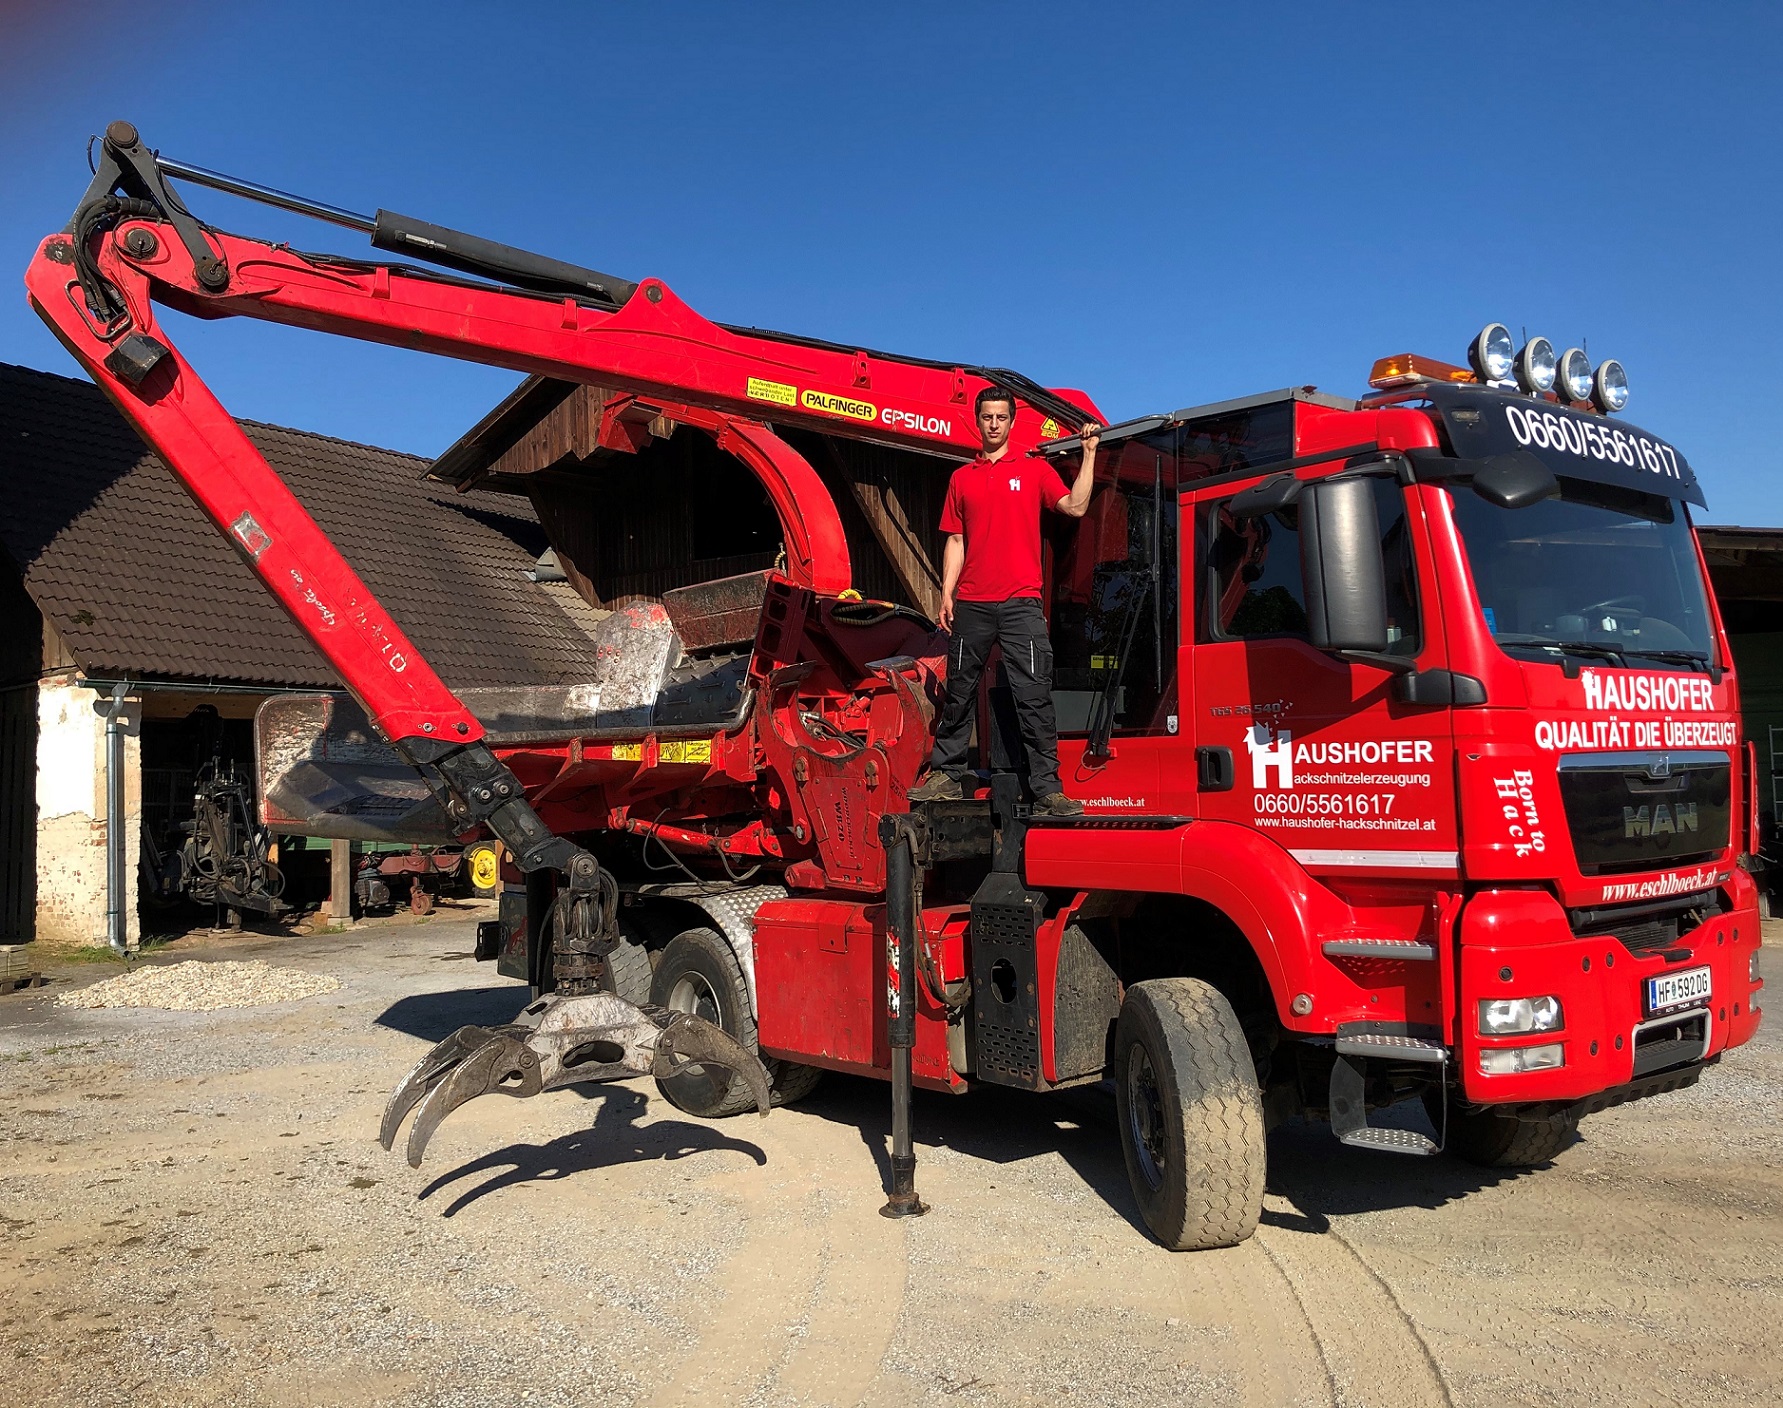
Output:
[647,925,820,1116]
[603,917,654,1006]
[1113,978,1266,1250]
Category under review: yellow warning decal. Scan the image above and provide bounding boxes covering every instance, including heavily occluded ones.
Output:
[1040,417,1061,438]
[746,376,797,407]
[660,739,713,764]
[800,389,877,423]
[1090,654,1121,671]
[611,742,642,761]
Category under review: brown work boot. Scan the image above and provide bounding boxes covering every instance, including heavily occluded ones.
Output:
[907,772,963,803]
[1031,791,1085,819]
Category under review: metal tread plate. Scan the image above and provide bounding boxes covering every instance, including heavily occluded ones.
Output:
[1334,1032,1449,1063]
[1339,1126,1438,1155]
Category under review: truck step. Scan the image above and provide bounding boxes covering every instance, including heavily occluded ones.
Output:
[1334,1032,1449,1063]
[1338,1126,1439,1156]
[1322,938,1436,961]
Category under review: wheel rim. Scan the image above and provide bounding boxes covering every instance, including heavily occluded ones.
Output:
[468,846,499,892]
[1126,1042,1166,1191]
[667,971,721,1027]
[665,970,723,1084]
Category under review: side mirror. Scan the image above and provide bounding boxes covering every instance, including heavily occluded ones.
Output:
[1228,471,1301,519]
[1300,477,1390,654]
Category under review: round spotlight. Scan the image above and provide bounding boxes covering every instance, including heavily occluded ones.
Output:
[1558,347,1593,403]
[1593,359,1629,414]
[1515,337,1557,395]
[1469,324,1516,383]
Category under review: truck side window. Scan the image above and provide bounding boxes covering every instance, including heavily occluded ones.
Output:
[1049,441,1179,734]
[1203,476,1420,655]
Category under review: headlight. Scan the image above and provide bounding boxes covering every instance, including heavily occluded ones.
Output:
[1479,995,1564,1034]
[1515,337,1557,394]
[1558,347,1593,402]
[1479,1043,1565,1075]
[1593,359,1629,413]
[1469,324,1516,383]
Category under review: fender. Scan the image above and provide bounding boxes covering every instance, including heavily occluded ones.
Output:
[639,883,789,1017]
[1023,820,1421,1032]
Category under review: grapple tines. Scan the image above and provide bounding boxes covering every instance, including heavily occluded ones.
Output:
[380,992,770,1167]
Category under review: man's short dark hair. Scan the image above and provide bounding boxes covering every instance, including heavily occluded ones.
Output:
[974,385,1016,417]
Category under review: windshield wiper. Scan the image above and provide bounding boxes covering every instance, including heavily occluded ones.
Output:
[1500,637,1627,666]
[1623,649,1716,674]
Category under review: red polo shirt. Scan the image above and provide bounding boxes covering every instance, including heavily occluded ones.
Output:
[940,452,1071,602]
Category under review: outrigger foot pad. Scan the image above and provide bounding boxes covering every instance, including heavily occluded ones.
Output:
[380,991,771,1167]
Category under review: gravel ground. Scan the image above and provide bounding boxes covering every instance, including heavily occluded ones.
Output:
[1,907,1778,1408]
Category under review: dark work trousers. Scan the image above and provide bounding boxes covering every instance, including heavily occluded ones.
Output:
[929,597,1061,798]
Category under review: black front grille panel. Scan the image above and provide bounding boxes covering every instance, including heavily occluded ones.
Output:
[1569,887,1728,958]
[1557,753,1730,875]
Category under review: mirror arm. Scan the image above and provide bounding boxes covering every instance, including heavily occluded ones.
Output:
[1336,649,1417,675]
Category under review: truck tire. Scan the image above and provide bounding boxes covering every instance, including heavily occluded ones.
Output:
[1440,1100,1578,1167]
[1113,978,1266,1251]
[770,1059,825,1106]
[603,922,654,1007]
[647,925,820,1115]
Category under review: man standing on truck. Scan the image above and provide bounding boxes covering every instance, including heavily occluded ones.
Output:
[908,387,1101,817]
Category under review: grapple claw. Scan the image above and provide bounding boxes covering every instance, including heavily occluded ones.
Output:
[653,1010,773,1117]
[381,992,774,1166]
[380,1024,512,1151]
[404,1032,539,1168]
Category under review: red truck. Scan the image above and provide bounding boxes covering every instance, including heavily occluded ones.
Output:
[29,123,1763,1250]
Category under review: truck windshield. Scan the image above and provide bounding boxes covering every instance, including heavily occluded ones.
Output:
[1446,479,1716,669]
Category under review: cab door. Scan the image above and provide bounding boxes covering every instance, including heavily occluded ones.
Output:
[1048,432,1187,813]
[1188,472,1459,876]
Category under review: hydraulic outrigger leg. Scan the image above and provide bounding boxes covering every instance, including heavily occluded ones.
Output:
[379,740,771,1167]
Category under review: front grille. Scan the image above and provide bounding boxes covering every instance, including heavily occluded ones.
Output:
[1556,751,1730,875]
[1569,888,1726,959]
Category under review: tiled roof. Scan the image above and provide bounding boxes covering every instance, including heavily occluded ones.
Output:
[0,362,610,690]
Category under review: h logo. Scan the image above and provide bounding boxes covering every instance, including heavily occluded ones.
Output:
[1245,725,1293,789]
[1008,477,1022,491]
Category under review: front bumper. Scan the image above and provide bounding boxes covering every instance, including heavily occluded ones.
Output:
[1457,878,1762,1104]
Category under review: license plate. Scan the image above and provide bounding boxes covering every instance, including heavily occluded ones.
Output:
[1646,965,1712,1015]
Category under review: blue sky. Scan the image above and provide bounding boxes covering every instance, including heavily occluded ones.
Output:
[3,2,1779,521]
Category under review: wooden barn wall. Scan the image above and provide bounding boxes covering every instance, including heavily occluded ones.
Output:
[775,427,952,620]
[525,430,779,608]
[515,419,956,620]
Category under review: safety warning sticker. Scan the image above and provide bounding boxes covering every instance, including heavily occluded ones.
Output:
[746,377,797,407]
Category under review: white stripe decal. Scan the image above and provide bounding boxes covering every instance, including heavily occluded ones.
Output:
[1289,849,1460,870]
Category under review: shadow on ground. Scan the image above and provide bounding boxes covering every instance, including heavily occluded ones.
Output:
[792,1074,1539,1237]
[418,1087,767,1216]
[376,986,529,1042]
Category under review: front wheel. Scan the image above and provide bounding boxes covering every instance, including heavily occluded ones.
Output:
[1435,1096,1578,1167]
[1113,978,1266,1250]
